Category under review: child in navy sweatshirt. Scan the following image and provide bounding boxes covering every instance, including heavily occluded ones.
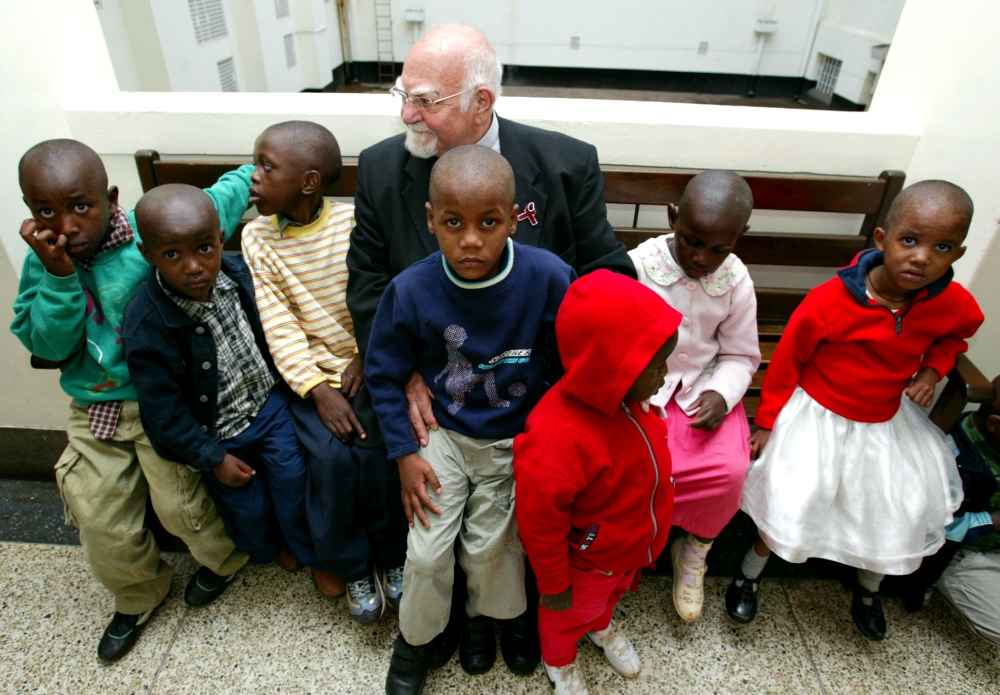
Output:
[366,145,575,693]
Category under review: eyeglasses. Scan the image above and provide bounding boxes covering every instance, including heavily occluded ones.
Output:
[389,85,475,112]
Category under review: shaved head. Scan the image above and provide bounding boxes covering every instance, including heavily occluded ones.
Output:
[679,170,754,226]
[18,139,108,193]
[410,23,502,108]
[259,121,342,186]
[884,180,973,238]
[429,145,515,209]
[135,184,219,248]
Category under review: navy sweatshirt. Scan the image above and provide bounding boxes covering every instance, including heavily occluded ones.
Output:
[365,240,576,459]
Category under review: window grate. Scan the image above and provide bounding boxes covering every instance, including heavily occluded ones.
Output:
[189,0,227,43]
[218,58,238,92]
[816,53,842,96]
[275,0,290,18]
[284,34,297,68]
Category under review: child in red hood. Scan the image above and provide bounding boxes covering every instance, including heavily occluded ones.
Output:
[514,270,681,695]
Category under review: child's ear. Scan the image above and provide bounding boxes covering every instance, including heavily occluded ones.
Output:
[953,245,967,263]
[107,185,119,208]
[137,242,155,268]
[873,227,887,251]
[302,170,321,196]
[219,227,226,245]
[425,202,435,235]
[509,203,519,236]
[667,204,679,230]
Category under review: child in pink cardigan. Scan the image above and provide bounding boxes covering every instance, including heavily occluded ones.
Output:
[629,170,760,623]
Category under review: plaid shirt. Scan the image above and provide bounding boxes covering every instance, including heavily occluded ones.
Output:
[78,206,134,438]
[157,270,276,441]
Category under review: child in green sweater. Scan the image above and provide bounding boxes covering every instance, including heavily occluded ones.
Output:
[11,139,252,662]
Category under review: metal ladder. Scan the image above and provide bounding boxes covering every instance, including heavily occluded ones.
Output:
[375,0,395,84]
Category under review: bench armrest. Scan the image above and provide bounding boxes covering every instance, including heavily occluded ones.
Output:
[929,353,997,433]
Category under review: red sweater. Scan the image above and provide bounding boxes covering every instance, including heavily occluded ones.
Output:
[755,250,984,429]
[513,270,683,596]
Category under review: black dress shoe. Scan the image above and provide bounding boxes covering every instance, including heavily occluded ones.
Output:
[851,586,887,641]
[459,615,496,675]
[385,634,428,695]
[426,619,460,670]
[97,607,156,661]
[185,566,238,607]
[499,611,540,675]
[725,569,760,624]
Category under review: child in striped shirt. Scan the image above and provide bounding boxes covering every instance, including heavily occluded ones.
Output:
[242,121,406,624]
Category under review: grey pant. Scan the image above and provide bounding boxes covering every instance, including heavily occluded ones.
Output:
[398,428,526,646]
[937,549,1000,646]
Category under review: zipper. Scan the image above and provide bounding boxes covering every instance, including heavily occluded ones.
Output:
[621,402,661,564]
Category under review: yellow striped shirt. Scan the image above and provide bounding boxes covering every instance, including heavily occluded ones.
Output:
[242,198,357,396]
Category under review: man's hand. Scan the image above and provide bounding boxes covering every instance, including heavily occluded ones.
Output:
[19,219,75,277]
[311,381,365,442]
[213,453,254,487]
[906,367,938,408]
[540,586,573,612]
[341,353,364,400]
[406,370,438,447]
[398,452,442,529]
[749,427,772,460]
[687,390,727,431]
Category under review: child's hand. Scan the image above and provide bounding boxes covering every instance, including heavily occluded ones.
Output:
[214,453,254,487]
[341,353,364,400]
[687,390,727,431]
[397,452,443,529]
[748,427,772,460]
[311,381,365,441]
[19,219,75,278]
[906,367,939,408]
[406,370,438,448]
[540,586,573,612]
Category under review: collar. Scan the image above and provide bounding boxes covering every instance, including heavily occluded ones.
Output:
[442,238,514,290]
[74,205,133,272]
[146,256,243,328]
[836,248,954,306]
[275,199,326,235]
[475,112,501,155]
[637,234,747,297]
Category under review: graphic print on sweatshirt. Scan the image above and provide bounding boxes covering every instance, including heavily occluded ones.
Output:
[434,324,528,415]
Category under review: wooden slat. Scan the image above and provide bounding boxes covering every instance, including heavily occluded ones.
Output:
[756,288,807,322]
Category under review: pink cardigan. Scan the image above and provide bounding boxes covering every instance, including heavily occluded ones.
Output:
[629,235,760,414]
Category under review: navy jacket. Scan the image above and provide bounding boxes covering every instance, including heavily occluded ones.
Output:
[122,254,276,470]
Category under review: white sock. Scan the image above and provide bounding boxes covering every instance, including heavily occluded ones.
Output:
[739,546,769,581]
[856,569,884,595]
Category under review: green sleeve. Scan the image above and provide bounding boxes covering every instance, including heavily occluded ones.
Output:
[204,164,254,242]
[9,251,87,361]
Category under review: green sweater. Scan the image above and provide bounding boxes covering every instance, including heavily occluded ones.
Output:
[10,165,254,406]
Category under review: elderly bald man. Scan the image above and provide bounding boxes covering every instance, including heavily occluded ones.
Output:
[347,23,634,695]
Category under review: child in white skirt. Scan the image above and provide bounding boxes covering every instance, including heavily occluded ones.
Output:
[629,170,761,623]
[728,180,984,640]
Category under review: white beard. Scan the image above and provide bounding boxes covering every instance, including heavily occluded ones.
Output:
[404,125,439,159]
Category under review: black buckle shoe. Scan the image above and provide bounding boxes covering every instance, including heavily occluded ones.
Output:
[185,566,238,607]
[499,610,540,675]
[851,586,887,640]
[385,634,428,695]
[426,616,460,670]
[97,608,155,662]
[459,615,496,675]
[725,569,760,624]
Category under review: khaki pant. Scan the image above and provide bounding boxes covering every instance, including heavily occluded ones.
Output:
[55,400,248,614]
[399,428,526,646]
[937,549,1000,646]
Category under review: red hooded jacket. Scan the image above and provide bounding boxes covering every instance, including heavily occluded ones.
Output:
[513,270,683,596]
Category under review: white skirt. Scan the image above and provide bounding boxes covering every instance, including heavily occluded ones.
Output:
[741,387,963,576]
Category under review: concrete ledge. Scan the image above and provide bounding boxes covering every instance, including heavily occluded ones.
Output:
[0,427,65,480]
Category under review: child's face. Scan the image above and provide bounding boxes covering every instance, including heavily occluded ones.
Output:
[624,332,679,403]
[21,164,118,260]
[874,206,967,295]
[250,131,309,217]
[139,221,224,303]
[667,204,747,279]
[425,184,518,282]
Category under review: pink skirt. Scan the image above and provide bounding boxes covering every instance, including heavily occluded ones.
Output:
[657,397,751,538]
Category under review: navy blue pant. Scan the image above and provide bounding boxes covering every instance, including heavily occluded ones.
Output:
[204,386,320,568]
[289,393,407,583]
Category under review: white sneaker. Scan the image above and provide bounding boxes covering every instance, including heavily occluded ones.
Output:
[670,536,708,622]
[585,619,641,678]
[543,659,590,695]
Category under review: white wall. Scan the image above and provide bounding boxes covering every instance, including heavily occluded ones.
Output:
[93,0,143,91]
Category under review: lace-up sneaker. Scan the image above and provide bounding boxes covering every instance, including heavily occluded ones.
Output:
[383,565,404,611]
[346,572,385,625]
[543,659,590,695]
[97,607,157,662]
[585,620,641,678]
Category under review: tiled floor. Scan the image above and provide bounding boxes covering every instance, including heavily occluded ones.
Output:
[1,543,997,695]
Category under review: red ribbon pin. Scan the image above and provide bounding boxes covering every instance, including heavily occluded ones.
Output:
[517,201,538,226]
